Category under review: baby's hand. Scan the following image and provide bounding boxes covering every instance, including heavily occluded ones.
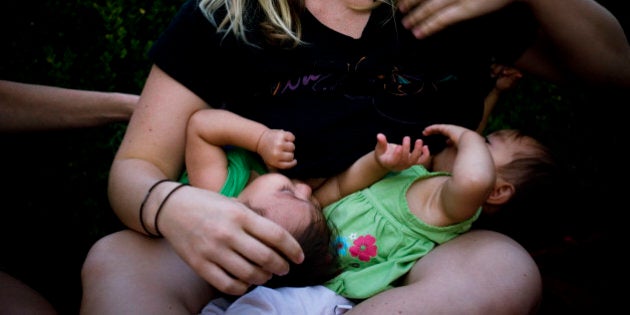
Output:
[374,133,430,171]
[256,129,297,170]
[423,124,472,146]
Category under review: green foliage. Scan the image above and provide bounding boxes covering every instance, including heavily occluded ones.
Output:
[1,1,185,313]
[1,0,182,91]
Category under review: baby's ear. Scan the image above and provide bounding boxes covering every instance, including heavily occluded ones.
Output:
[486,178,514,206]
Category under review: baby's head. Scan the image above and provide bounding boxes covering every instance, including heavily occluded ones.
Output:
[237,173,339,287]
[482,129,556,214]
[471,129,563,249]
[431,128,555,213]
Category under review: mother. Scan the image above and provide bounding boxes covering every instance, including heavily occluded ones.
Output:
[81,0,630,314]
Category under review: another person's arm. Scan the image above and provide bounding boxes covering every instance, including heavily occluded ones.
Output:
[0,80,137,132]
[398,0,630,87]
[108,65,303,296]
[0,80,138,314]
[477,64,523,134]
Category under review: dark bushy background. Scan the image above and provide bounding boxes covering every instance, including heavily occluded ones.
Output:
[1,1,627,314]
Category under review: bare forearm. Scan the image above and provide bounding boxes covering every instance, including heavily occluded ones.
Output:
[337,152,389,194]
[518,0,630,87]
[317,134,428,205]
[450,131,495,196]
[316,152,387,207]
[0,80,137,132]
[478,89,500,134]
[108,158,170,232]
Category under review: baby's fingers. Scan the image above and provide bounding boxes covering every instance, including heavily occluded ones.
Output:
[275,159,298,169]
[400,136,412,154]
[283,131,296,142]
[408,139,426,163]
[375,133,389,155]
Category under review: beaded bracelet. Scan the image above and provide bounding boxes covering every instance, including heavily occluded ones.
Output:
[154,183,188,238]
[139,179,170,238]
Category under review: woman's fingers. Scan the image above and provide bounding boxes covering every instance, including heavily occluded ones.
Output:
[166,192,303,295]
[194,257,254,295]
[399,0,511,38]
[241,210,305,267]
[193,212,303,295]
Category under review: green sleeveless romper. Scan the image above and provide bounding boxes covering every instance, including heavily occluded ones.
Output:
[323,165,481,299]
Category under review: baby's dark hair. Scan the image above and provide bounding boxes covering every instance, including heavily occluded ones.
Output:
[497,129,557,207]
[475,129,565,250]
[263,207,340,288]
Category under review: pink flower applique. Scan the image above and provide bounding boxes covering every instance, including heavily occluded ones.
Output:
[349,234,377,262]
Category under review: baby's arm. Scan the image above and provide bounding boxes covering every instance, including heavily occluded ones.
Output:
[185,109,296,190]
[315,133,429,207]
[422,124,496,223]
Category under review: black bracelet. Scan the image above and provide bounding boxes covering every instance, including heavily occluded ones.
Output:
[154,183,187,238]
[139,179,170,238]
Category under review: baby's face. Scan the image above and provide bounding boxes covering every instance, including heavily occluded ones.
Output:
[237,173,320,236]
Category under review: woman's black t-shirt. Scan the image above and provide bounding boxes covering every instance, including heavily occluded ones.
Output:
[150,0,535,179]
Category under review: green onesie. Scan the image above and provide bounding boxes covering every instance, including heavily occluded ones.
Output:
[323,165,481,299]
[179,147,267,197]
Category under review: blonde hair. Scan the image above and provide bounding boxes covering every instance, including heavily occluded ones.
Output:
[199,0,304,47]
[198,0,394,47]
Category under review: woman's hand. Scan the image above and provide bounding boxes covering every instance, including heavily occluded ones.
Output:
[110,66,304,296]
[397,0,513,38]
[157,185,304,295]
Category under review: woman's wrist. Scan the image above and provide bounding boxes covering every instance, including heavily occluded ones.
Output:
[139,180,188,238]
[154,183,188,237]
[139,179,170,237]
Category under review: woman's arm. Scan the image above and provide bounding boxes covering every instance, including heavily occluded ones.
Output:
[109,65,303,296]
[514,0,630,87]
[398,0,630,87]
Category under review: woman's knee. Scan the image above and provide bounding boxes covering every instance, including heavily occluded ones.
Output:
[405,230,542,314]
[81,230,215,313]
[82,230,143,279]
